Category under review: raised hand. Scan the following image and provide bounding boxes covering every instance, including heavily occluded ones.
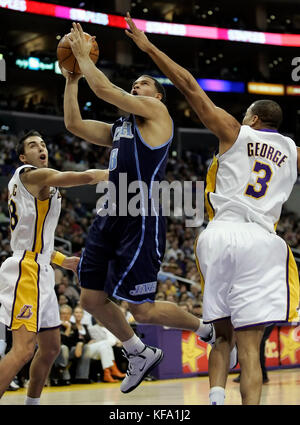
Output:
[68,22,95,61]
[125,12,152,52]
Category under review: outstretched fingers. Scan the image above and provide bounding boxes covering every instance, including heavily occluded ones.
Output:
[124,13,150,53]
[125,29,133,39]
[125,12,136,31]
[70,22,84,40]
[68,27,77,46]
[76,22,85,36]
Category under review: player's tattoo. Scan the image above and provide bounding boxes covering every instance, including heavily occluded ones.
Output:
[112,84,128,97]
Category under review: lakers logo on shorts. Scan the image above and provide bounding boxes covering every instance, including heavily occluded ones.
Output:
[16,304,33,320]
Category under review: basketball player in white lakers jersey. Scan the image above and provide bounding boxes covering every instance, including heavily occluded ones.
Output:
[0,130,108,403]
[126,14,300,405]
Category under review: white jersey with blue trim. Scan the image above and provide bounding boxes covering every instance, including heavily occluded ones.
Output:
[8,165,61,254]
[206,125,298,233]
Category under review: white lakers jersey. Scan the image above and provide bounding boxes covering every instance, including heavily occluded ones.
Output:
[205,125,298,233]
[8,165,61,253]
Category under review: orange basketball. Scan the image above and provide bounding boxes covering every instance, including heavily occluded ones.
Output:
[57,32,99,73]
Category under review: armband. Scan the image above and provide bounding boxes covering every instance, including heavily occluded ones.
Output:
[52,251,66,266]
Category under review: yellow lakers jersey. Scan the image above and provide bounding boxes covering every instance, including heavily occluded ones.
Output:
[205,125,298,233]
[8,165,61,253]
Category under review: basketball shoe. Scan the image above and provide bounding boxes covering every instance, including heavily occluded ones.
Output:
[120,345,164,393]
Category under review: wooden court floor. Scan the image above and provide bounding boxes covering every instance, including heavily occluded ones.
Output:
[0,369,300,405]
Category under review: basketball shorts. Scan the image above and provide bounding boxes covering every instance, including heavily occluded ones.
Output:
[195,221,300,330]
[0,250,60,333]
[78,214,166,304]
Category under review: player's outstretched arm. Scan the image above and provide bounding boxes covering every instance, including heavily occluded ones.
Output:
[62,66,113,147]
[21,168,109,188]
[67,22,165,120]
[86,169,109,185]
[125,13,240,148]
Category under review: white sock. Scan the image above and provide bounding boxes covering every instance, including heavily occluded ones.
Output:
[123,334,145,355]
[209,386,225,405]
[24,396,40,405]
[195,319,212,339]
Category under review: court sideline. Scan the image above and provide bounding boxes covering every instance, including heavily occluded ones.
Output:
[0,369,299,405]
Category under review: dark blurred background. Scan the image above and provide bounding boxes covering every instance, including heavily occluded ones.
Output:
[0,0,300,138]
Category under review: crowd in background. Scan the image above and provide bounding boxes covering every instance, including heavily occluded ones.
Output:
[0,129,299,388]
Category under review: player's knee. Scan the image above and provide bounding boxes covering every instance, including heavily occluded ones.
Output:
[131,311,148,323]
[80,294,96,314]
[46,342,61,360]
[237,347,259,368]
[80,291,107,315]
[38,344,61,363]
[23,348,35,364]
[12,341,35,365]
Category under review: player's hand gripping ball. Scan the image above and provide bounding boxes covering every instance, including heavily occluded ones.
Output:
[57,32,99,73]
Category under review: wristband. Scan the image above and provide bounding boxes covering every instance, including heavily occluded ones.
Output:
[52,251,66,266]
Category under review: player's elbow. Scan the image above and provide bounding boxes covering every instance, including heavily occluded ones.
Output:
[65,119,78,133]
[175,70,195,93]
[65,120,85,139]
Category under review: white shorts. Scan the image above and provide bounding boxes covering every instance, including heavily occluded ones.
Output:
[0,250,60,333]
[195,221,300,330]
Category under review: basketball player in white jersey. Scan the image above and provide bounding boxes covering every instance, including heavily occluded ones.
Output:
[126,14,300,405]
[0,130,108,403]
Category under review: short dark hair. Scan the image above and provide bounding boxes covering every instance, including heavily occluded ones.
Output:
[141,75,167,104]
[16,130,43,156]
[250,100,283,129]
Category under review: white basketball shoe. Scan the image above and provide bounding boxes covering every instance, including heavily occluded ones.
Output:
[120,345,164,393]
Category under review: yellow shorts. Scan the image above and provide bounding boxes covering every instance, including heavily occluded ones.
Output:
[0,251,60,333]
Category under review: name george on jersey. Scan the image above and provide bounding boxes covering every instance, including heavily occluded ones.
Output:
[247,142,287,167]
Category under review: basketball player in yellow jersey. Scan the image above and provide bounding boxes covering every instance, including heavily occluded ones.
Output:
[0,130,108,403]
[126,14,300,405]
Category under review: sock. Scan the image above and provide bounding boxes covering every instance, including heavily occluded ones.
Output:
[24,396,40,405]
[209,386,225,405]
[122,334,145,355]
[195,319,212,339]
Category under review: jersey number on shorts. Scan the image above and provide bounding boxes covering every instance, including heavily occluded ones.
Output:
[8,199,18,230]
[245,161,273,199]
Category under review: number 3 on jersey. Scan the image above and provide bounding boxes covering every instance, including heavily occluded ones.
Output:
[245,161,273,199]
[8,199,18,230]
